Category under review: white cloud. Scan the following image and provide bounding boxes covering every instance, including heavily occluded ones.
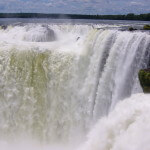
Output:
[130,1,144,5]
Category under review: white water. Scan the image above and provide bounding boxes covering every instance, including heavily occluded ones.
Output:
[80,94,150,150]
[0,23,149,149]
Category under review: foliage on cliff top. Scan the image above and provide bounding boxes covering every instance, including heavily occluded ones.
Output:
[139,69,150,86]
[139,69,150,93]
[143,25,150,30]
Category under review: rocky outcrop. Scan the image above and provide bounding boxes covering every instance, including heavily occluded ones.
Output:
[0,25,7,30]
[139,69,150,93]
[128,27,137,31]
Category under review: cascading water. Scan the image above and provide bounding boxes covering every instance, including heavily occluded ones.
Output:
[0,23,149,149]
[79,94,150,150]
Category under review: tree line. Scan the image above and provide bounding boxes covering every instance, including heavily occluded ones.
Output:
[0,13,149,21]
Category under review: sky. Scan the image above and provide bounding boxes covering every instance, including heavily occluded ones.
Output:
[0,0,150,15]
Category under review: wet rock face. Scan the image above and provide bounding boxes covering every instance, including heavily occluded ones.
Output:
[139,69,150,93]
[1,25,7,30]
[128,27,137,31]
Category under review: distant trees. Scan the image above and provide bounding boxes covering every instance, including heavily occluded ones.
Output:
[126,13,135,20]
[0,13,149,21]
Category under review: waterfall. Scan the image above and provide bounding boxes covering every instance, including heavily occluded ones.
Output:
[0,24,149,147]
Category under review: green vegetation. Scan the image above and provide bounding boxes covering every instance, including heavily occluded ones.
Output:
[143,25,150,30]
[0,13,149,21]
[138,69,150,93]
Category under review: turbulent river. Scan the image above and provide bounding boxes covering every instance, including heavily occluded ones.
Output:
[0,20,150,150]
